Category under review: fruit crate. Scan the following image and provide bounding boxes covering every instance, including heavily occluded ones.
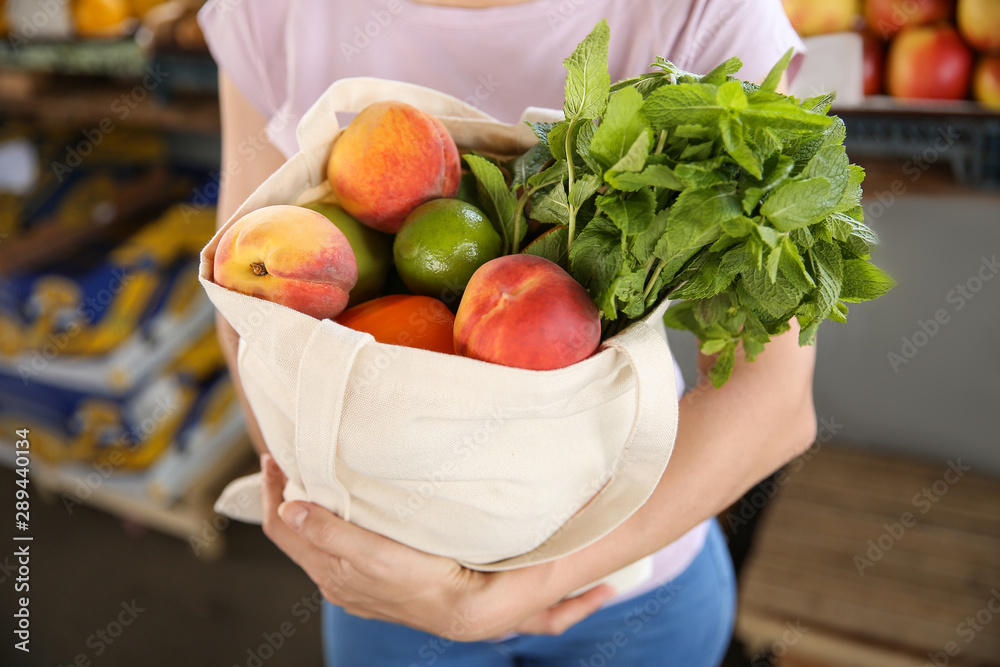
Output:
[839,97,1000,190]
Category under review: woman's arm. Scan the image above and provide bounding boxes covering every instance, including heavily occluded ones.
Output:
[215,72,288,456]
[264,321,817,640]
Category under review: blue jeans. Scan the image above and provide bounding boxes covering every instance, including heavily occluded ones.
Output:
[321,520,736,666]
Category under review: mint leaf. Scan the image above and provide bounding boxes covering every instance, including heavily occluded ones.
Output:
[741,267,802,318]
[569,216,624,298]
[590,86,649,170]
[630,208,670,264]
[570,174,602,208]
[717,80,748,111]
[675,157,730,188]
[607,164,685,192]
[608,131,653,173]
[761,48,793,93]
[597,189,655,234]
[742,90,834,132]
[840,259,896,302]
[576,120,601,172]
[779,236,816,292]
[463,154,517,250]
[702,57,744,85]
[720,115,761,179]
[563,19,611,120]
[742,154,795,213]
[531,183,570,225]
[528,160,569,189]
[708,343,737,388]
[523,225,569,269]
[527,121,557,145]
[808,241,843,318]
[761,177,838,231]
[547,122,570,161]
[510,142,552,189]
[642,83,724,130]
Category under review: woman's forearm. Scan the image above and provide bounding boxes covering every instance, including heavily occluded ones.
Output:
[537,323,818,597]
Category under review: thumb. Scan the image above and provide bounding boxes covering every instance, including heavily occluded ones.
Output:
[516,583,617,636]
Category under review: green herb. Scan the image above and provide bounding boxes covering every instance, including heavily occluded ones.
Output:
[463,22,895,386]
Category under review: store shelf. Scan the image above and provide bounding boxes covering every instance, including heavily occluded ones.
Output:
[0,72,220,133]
[0,36,146,77]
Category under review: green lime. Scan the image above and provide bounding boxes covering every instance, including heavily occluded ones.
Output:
[393,199,502,303]
[303,201,393,307]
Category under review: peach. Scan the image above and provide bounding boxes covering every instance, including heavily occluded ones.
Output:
[958,0,1000,53]
[328,101,461,234]
[454,255,600,371]
[973,56,1000,108]
[862,31,886,95]
[213,205,357,319]
[865,0,954,39]
[782,0,860,36]
[887,24,973,99]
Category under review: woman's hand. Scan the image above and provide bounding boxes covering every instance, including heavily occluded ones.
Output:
[260,454,617,641]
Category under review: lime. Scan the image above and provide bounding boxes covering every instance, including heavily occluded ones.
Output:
[393,199,502,304]
[303,201,393,307]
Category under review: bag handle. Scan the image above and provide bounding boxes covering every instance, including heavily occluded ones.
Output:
[289,320,369,522]
[462,317,679,571]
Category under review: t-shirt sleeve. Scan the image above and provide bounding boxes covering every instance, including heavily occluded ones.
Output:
[681,0,806,85]
[197,0,287,121]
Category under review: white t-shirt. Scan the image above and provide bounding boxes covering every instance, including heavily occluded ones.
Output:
[199,0,805,601]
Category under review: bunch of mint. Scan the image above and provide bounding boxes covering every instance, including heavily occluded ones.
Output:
[464,20,894,387]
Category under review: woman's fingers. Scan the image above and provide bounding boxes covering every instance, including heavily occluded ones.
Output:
[513,583,617,636]
[259,455,332,575]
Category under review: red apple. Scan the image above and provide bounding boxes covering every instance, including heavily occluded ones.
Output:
[862,31,886,94]
[887,24,973,99]
[865,0,954,38]
[782,0,861,36]
[958,0,1000,53]
[453,255,600,371]
[973,56,1000,108]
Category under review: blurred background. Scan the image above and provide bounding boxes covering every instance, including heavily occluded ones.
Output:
[0,1,997,666]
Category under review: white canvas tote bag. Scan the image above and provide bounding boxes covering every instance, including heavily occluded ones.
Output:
[201,79,681,585]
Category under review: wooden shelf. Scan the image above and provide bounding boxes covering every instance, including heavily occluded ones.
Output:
[736,444,1000,666]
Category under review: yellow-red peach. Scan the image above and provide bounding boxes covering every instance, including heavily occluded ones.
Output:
[974,56,1000,108]
[328,101,461,234]
[213,205,357,319]
[958,0,1000,53]
[454,255,601,371]
[782,0,860,36]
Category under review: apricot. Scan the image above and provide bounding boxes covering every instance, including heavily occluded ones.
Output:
[454,255,601,371]
[213,205,357,320]
[336,295,455,354]
[328,101,461,234]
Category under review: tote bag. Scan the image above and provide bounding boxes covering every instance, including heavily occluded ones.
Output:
[201,79,680,585]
